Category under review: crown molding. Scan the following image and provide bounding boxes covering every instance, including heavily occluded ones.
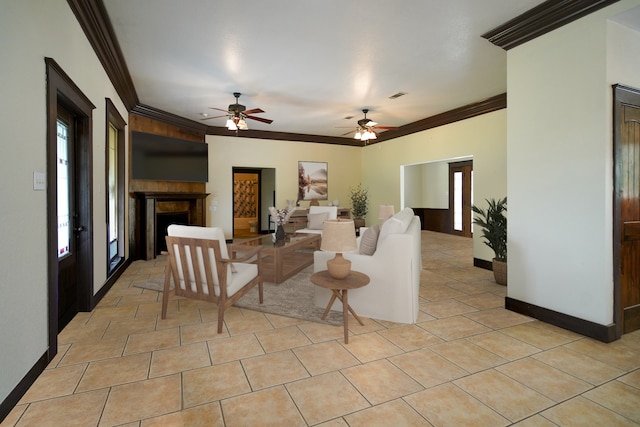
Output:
[372,93,507,144]
[67,0,138,109]
[131,104,209,135]
[482,0,619,50]
[205,126,363,146]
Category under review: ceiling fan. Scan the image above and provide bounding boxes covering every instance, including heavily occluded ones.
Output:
[343,109,398,142]
[202,92,273,131]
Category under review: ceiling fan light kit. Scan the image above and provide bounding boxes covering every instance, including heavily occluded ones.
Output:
[346,109,395,144]
[203,92,273,132]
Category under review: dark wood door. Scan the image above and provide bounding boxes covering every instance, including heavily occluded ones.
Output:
[449,161,473,237]
[614,85,640,335]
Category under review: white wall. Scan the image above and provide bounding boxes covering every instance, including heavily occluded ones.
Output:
[0,0,128,404]
[422,161,451,209]
[507,0,640,326]
[206,136,362,237]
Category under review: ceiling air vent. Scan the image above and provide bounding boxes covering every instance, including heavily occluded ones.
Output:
[388,92,407,99]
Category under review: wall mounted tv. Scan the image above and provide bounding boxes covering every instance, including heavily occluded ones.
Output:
[131,131,208,182]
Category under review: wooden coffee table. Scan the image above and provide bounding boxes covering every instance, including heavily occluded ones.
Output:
[310,270,370,343]
[233,233,321,283]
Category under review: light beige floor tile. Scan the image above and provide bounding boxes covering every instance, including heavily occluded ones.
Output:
[342,359,423,405]
[255,325,312,352]
[497,359,592,402]
[455,369,555,422]
[532,347,624,385]
[224,310,273,335]
[76,352,151,392]
[298,322,344,343]
[404,383,510,427]
[19,364,87,403]
[264,312,309,328]
[1,404,27,426]
[100,375,182,426]
[123,327,180,355]
[467,331,540,360]
[286,372,370,425]
[344,399,433,426]
[155,308,203,330]
[418,316,491,341]
[135,300,178,318]
[342,332,403,363]
[58,336,127,366]
[141,402,224,427]
[348,316,386,335]
[619,369,640,388]
[242,349,309,390]
[16,389,108,427]
[510,414,560,426]
[583,380,640,422]
[87,305,138,323]
[58,321,109,345]
[431,340,507,373]
[501,323,577,350]
[315,419,349,426]
[541,396,638,427]
[207,332,265,364]
[457,292,505,310]
[116,292,161,307]
[149,341,211,377]
[419,285,466,301]
[465,307,533,329]
[377,324,444,351]
[293,340,360,375]
[180,321,228,345]
[389,348,469,388]
[102,316,157,339]
[564,338,640,371]
[422,299,477,318]
[221,386,306,426]
[182,361,251,408]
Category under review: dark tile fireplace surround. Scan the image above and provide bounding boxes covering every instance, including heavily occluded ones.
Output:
[131,192,209,260]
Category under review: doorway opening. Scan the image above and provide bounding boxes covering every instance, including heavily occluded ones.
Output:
[232,167,276,238]
[46,58,95,360]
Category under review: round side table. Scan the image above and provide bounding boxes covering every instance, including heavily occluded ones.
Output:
[310,270,370,343]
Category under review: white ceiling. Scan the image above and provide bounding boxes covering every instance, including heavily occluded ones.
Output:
[102,0,550,138]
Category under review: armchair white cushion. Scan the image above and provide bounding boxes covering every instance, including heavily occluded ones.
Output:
[313,208,421,324]
[296,206,338,235]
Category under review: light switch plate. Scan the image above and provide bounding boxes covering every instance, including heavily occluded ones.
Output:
[33,171,46,190]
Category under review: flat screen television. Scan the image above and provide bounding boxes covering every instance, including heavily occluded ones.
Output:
[131,131,208,182]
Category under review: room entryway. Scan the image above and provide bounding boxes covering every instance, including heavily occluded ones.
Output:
[46,59,95,358]
[613,84,640,336]
[449,160,473,238]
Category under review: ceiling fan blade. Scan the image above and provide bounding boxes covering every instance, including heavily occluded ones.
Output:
[243,108,265,115]
[245,115,273,124]
[373,126,399,130]
[209,107,230,113]
[201,114,230,120]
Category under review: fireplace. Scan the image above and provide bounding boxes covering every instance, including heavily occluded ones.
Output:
[132,192,209,260]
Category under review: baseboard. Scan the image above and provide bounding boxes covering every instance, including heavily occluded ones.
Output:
[473,257,493,271]
[505,297,618,343]
[0,351,48,423]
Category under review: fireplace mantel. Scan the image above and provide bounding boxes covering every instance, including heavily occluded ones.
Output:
[132,192,209,260]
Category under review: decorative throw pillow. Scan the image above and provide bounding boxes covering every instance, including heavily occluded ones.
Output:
[359,224,380,255]
[307,212,329,230]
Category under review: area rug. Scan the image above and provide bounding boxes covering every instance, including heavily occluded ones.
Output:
[133,267,342,326]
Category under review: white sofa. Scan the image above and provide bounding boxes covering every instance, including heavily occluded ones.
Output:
[295,206,338,235]
[313,207,422,324]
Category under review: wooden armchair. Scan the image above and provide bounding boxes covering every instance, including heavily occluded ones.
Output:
[162,225,263,333]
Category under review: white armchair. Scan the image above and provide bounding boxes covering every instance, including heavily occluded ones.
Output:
[296,206,338,235]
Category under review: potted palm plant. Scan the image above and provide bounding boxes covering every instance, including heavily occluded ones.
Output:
[349,184,369,229]
[471,197,507,285]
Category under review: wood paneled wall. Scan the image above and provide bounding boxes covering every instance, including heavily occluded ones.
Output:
[128,113,207,194]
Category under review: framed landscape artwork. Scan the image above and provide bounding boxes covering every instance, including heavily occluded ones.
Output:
[297,161,328,201]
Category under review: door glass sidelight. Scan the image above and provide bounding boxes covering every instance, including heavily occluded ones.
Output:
[57,119,71,258]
